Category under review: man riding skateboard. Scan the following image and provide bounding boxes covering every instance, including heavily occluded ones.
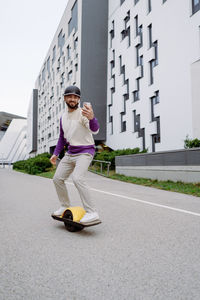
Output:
[50,85,100,225]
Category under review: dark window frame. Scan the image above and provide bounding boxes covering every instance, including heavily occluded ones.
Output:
[192,0,200,14]
[148,0,152,13]
[148,24,152,48]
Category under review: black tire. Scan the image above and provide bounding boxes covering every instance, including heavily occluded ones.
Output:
[64,223,83,232]
[63,209,84,232]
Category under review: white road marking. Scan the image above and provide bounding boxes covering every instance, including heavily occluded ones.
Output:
[66,182,200,217]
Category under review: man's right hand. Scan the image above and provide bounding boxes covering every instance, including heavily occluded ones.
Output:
[50,154,58,165]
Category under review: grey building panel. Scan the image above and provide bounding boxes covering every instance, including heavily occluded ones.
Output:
[163,152,186,166]
[186,149,200,165]
[116,148,200,166]
[80,0,108,141]
[115,155,146,166]
[147,154,165,166]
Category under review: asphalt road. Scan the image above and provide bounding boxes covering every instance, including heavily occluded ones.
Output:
[1,168,200,300]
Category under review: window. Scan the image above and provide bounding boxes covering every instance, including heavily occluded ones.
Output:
[192,0,200,14]
[121,11,131,46]
[68,70,72,81]
[133,110,146,150]
[61,73,64,88]
[68,0,78,36]
[47,57,50,77]
[154,91,159,104]
[149,61,154,85]
[133,110,140,132]
[152,41,158,66]
[139,55,144,77]
[110,21,115,48]
[152,117,160,151]
[110,50,115,77]
[57,58,60,71]
[135,15,139,36]
[150,91,160,151]
[150,97,155,121]
[67,45,71,60]
[121,113,126,132]
[108,105,113,135]
[52,46,56,64]
[133,79,140,101]
[58,29,65,56]
[148,24,152,48]
[136,45,140,66]
[74,37,78,50]
[111,74,115,93]
[148,0,152,12]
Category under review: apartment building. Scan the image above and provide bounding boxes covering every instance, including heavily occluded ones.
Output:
[107,0,200,152]
[35,0,108,154]
[32,0,200,156]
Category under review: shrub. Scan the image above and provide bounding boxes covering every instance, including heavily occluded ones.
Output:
[94,148,147,169]
[13,160,26,171]
[13,152,52,175]
[184,136,200,149]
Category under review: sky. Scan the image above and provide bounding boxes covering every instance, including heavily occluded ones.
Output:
[0,0,69,118]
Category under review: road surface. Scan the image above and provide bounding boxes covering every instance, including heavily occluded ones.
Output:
[0,169,200,300]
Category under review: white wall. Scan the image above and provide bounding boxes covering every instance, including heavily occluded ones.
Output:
[106,0,200,152]
[0,119,27,163]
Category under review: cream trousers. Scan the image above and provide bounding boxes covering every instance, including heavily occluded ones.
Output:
[53,153,96,213]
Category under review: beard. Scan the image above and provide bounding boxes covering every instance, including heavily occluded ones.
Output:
[66,102,79,110]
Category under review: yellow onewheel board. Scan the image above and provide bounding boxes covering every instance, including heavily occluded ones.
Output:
[52,206,101,232]
[65,206,86,222]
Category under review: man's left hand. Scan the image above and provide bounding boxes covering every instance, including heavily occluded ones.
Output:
[81,104,94,120]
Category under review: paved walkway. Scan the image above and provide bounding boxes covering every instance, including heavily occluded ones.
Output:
[1,169,200,300]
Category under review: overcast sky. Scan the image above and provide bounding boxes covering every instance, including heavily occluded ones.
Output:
[0,0,69,117]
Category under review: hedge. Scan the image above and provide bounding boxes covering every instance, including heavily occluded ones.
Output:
[13,152,52,175]
[94,147,147,169]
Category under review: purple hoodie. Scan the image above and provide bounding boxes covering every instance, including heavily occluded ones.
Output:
[53,117,99,157]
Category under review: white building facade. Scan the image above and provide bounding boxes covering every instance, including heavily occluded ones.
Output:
[33,0,200,156]
[106,0,200,152]
[34,0,108,155]
[27,89,38,156]
[0,119,27,164]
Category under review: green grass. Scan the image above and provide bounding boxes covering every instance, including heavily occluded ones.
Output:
[36,169,56,179]
[88,167,200,198]
[109,173,200,197]
[15,166,200,198]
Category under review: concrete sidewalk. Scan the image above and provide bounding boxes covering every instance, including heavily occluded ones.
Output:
[1,169,200,300]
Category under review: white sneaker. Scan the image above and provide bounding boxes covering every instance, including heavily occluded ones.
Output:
[53,206,67,216]
[80,212,100,225]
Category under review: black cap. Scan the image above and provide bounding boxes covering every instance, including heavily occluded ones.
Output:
[63,85,81,97]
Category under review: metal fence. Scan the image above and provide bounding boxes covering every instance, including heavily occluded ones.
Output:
[90,159,111,176]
